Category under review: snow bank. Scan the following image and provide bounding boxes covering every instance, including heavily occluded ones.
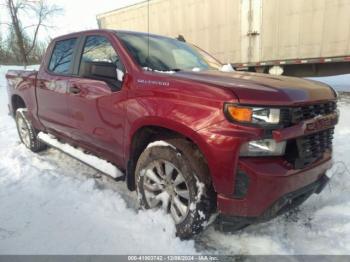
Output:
[38,132,124,178]
[1,65,350,254]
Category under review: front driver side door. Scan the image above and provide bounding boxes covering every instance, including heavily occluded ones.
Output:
[67,34,127,167]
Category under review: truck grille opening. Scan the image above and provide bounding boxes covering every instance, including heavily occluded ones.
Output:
[281,101,337,126]
[285,128,334,169]
[280,101,336,169]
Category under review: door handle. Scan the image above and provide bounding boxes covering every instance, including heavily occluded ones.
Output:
[69,85,81,94]
[38,81,45,89]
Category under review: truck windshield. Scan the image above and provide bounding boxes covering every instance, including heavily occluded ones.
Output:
[116,32,222,72]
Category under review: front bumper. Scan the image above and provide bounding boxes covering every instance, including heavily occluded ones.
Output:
[196,105,336,229]
[216,174,329,232]
[215,154,332,231]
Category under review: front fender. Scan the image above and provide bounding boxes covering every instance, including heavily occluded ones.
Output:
[127,115,211,162]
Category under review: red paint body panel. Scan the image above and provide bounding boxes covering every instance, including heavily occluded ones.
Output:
[218,155,332,217]
[5,30,338,220]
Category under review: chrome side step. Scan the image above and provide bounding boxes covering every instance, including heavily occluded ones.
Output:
[37,132,125,180]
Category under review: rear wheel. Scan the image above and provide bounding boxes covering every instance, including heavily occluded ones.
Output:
[135,139,215,239]
[15,108,46,152]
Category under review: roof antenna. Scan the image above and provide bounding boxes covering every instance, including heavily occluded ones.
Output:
[176,35,186,42]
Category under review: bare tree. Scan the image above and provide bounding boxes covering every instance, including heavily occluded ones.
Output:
[3,0,62,66]
[0,32,3,58]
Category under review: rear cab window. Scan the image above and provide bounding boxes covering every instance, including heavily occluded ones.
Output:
[48,38,77,74]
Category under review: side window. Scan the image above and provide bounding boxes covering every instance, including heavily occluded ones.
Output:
[48,38,77,74]
[78,35,125,90]
[81,36,118,64]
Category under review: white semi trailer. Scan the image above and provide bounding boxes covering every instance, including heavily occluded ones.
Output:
[97,0,350,76]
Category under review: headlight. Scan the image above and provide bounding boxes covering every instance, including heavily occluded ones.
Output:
[225,104,280,125]
[240,139,286,156]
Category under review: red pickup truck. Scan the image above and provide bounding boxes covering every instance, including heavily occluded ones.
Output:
[6,29,339,238]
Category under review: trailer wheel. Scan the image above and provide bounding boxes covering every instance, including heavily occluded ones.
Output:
[15,108,46,152]
[135,139,215,239]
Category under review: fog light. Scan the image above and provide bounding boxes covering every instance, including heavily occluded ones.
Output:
[233,169,250,199]
[240,139,286,157]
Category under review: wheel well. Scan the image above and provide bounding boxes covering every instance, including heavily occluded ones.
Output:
[12,95,26,116]
[126,126,209,191]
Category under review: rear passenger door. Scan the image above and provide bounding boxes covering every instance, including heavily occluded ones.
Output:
[67,34,127,167]
[36,37,79,138]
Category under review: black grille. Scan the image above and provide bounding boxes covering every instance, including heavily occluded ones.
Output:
[286,128,334,169]
[293,101,337,123]
[281,101,337,126]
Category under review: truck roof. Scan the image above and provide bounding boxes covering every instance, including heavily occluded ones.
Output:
[51,29,115,41]
[51,29,174,42]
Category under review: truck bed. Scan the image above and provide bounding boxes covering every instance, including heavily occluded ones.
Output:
[6,69,38,117]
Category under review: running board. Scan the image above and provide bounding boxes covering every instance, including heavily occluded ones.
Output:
[37,132,125,181]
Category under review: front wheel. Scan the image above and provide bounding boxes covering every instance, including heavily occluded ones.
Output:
[135,139,215,239]
[15,108,46,152]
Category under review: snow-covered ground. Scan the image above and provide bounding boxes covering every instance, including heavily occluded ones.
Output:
[0,65,350,255]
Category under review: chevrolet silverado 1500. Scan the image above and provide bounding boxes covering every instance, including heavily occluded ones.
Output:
[6,30,339,238]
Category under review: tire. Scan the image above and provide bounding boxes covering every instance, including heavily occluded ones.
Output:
[135,138,216,239]
[15,108,47,152]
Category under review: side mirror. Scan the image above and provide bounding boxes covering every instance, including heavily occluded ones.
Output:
[81,61,123,80]
[80,61,124,90]
[90,61,117,79]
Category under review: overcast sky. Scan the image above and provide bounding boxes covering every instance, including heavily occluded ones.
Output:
[0,0,144,41]
[49,0,144,37]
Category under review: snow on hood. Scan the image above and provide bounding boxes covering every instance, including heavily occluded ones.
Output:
[219,64,235,72]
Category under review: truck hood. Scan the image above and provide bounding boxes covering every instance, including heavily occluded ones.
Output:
[173,70,336,105]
